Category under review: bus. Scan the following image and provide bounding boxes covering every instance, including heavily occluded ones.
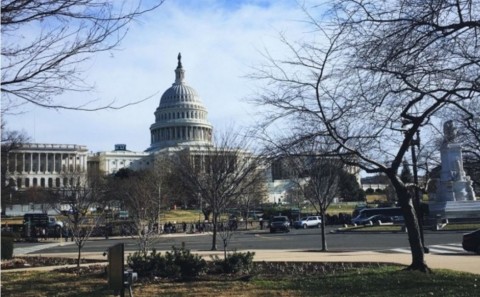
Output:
[352,207,404,225]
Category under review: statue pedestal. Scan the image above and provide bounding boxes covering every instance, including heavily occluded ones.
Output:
[436,143,475,202]
[429,201,480,220]
[428,124,477,219]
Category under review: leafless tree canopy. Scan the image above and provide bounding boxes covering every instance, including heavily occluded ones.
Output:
[52,171,107,269]
[251,0,479,272]
[1,0,164,114]
[169,132,266,250]
[106,168,162,254]
[1,120,29,209]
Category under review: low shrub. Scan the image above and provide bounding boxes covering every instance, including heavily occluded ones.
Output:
[211,251,255,274]
[127,243,206,280]
[127,249,167,278]
[165,243,206,279]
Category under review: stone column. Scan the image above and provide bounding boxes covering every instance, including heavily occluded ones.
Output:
[74,154,77,172]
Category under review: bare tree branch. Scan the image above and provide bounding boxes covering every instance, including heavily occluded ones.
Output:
[1,0,164,114]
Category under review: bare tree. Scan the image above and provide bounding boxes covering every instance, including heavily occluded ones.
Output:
[1,0,164,114]
[251,0,479,272]
[53,171,107,270]
[216,212,235,260]
[237,172,268,230]
[169,132,266,250]
[110,169,161,254]
[269,139,343,251]
[1,120,29,212]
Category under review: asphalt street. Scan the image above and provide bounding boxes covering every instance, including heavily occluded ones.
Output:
[11,227,480,275]
[14,226,468,255]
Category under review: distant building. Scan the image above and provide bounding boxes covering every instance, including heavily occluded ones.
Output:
[4,143,88,189]
[88,144,152,175]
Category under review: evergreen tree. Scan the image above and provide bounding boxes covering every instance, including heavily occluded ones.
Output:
[400,159,413,183]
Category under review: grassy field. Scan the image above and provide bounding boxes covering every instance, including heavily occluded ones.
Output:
[162,209,203,223]
[2,266,478,296]
[161,203,358,223]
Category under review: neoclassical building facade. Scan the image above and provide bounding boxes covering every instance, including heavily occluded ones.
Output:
[5,143,88,189]
[4,53,214,192]
[88,144,152,175]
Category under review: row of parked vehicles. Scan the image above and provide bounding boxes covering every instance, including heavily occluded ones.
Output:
[267,210,480,255]
[269,207,404,233]
[269,215,323,233]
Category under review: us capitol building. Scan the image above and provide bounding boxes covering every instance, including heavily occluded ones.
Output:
[3,54,218,213]
[3,54,360,215]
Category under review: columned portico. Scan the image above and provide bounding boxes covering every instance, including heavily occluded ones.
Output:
[4,144,89,190]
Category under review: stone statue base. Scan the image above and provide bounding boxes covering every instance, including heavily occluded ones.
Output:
[429,200,480,220]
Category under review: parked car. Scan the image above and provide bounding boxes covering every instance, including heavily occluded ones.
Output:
[462,229,480,254]
[293,216,322,229]
[269,216,290,233]
[351,214,392,225]
[48,217,63,229]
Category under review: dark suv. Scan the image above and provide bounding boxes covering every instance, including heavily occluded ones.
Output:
[269,216,290,233]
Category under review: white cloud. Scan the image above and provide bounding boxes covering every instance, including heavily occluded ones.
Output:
[5,0,314,152]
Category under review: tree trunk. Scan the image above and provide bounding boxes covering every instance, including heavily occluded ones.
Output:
[320,212,327,251]
[395,184,430,272]
[77,244,82,270]
[211,213,218,251]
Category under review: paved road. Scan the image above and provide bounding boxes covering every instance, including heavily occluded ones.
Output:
[14,227,469,255]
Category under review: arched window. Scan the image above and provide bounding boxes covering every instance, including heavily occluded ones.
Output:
[48,178,53,188]
[56,178,61,187]
[25,178,30,187]
[33,178,38,187]
[63,177,68,187]
[16,178,22,188]
[40,178,45,187]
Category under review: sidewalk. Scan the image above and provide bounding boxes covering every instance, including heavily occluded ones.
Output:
[6,247,480,275]
[6,231,479,275]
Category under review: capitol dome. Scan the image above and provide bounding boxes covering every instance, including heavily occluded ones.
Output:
[147,53,213,151]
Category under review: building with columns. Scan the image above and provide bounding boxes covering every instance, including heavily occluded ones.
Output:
[147,53,213,152]
[88,144,152,175]
[5,143,89,189]
[2,53,362,214]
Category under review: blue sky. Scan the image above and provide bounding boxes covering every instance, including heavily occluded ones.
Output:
[5,0,318,152]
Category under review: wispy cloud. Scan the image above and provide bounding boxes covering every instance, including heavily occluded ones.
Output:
[5,0,314,152]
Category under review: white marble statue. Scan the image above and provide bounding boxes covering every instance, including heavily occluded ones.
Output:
[432,120,476,202]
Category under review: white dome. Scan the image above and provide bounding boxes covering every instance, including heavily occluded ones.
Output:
[159,84,202,108]
[147,53,213,152]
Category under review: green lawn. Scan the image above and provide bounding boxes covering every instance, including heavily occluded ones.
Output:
[2,265,479,296]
